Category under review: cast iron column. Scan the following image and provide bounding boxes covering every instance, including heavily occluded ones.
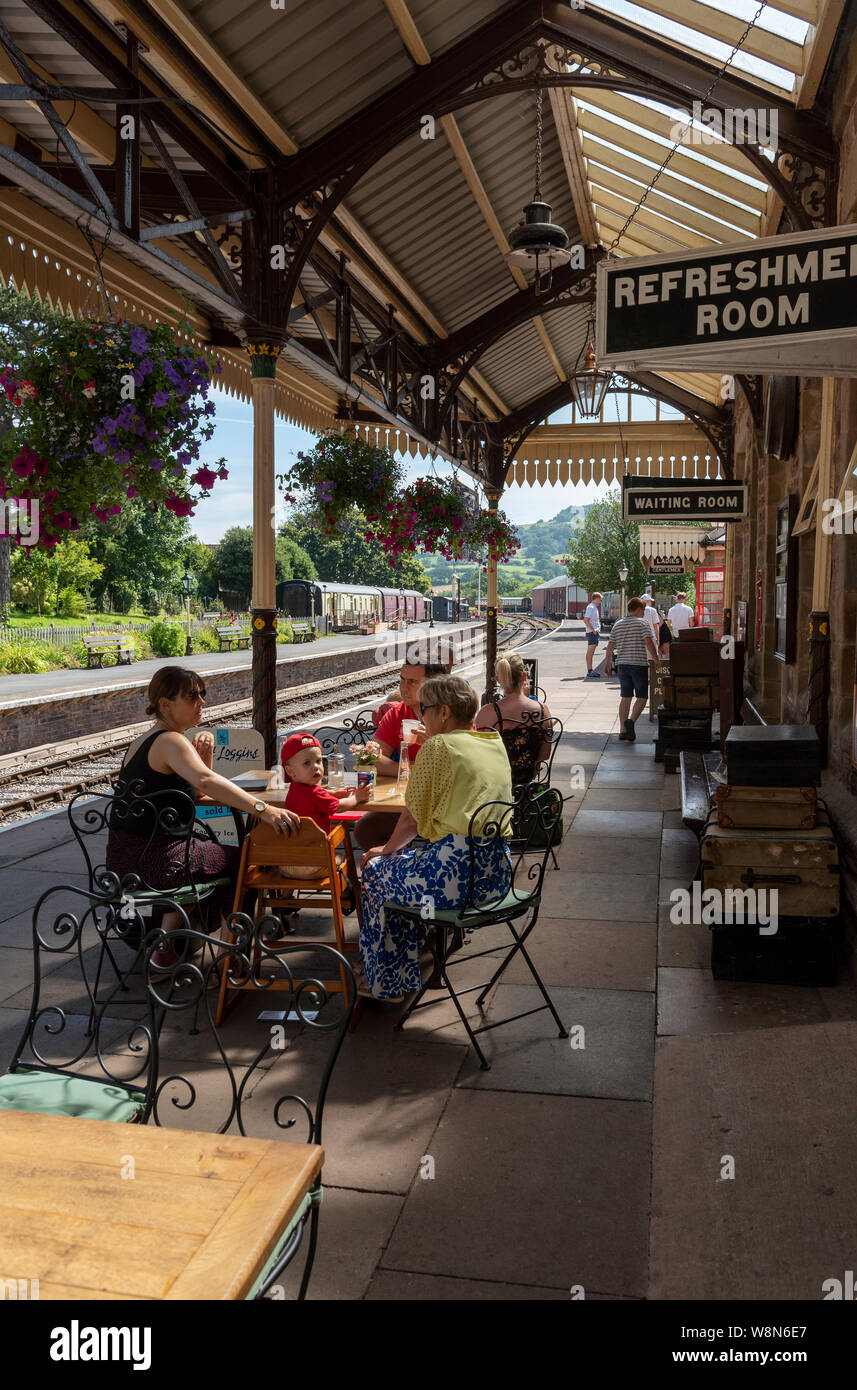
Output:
[248,342,281,767]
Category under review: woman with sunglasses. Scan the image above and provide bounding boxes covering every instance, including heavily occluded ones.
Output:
[106,666,300,943]
[357,674,512,1000]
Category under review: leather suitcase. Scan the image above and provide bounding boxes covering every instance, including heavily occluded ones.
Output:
[700,809,839,918]
[669,641,721,675]
[662,676,718,711]
[714,784,818,829]
[678,627,714,642]
[724,725,821,787]
[655,710,714,763]
[711,917,838,985]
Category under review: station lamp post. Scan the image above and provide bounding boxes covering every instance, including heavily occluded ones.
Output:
[399,583,405,629]
[321,583,328,636]
[181,569,193,656]
[618,563,629,619]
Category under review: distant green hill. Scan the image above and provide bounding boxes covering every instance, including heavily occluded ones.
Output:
[420,504,592,595]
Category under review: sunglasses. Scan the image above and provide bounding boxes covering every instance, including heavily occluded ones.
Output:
[419,703,438,716]
[186,690,205,702]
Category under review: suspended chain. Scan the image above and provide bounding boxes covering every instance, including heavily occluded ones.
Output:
[607,1,769,253]
[535,85,543,201]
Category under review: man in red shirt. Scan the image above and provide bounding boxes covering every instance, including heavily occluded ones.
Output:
[356,661,445,849]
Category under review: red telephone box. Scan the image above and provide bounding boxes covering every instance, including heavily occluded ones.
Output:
[695,566,725,638]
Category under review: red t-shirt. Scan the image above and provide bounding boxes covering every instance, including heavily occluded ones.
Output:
[375,701,420,763]
[284,780,341,834]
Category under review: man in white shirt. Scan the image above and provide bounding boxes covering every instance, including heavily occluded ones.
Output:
[583,592,602,677]
[668,595,695,635]
[642,595,661,646]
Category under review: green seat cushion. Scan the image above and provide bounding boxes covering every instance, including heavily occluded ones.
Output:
[246,1185,323,1300]
[0,1069,146,1123]
[383,885,539,928]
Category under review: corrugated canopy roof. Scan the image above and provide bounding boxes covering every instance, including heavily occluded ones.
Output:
[0,0,846,479]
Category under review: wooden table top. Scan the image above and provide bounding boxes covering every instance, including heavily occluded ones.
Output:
[257,776,408,812]
[0,1110,323,1300]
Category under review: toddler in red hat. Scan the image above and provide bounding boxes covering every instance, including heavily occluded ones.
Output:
[273,733,371,909]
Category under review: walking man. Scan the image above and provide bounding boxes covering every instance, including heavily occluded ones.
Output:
[583,591,602,678]
[602,597,658,741]
[667,591,695,637]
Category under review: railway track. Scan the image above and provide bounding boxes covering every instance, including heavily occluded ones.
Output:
[0,618,552,825]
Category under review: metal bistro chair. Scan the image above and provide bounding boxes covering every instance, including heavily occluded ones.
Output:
[67,782,236,1022]
[388,783,569,1070]
[489,711,565,868]
[145,922,355,1300]
[0,877,161,1123]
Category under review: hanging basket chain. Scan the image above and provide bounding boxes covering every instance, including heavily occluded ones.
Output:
[535,85,543,201]
[607,1,769,254]
[75,214,115,321]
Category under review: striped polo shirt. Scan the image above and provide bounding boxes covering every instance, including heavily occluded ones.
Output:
[609,616,652,665]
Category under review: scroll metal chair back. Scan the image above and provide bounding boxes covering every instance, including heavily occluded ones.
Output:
[144,921,355,1299]
[389,782,569,1069]
[491,708,564,788]
[68,782,233,1021]
[0,878,161,1123]
[313,713,376,764]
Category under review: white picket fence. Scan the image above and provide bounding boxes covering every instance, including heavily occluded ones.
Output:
[0,614,250,647]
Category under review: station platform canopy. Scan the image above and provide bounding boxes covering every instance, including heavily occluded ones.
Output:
[0,0,846,488]
[638,524,719,563]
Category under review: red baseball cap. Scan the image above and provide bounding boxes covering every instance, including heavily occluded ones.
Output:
[279,732,322,778]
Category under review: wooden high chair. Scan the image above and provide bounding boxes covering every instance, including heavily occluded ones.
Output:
[214,817,356,1026]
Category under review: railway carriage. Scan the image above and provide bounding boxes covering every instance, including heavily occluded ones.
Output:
[276,580,428,631]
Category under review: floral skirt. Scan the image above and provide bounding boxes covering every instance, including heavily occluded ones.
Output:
[105,828,240,927]
[359,834,511,999]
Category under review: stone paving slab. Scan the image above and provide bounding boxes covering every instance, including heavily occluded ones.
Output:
[276,1188,404,1300]
[570,809,663,838]
[590,765,665,789]
[380,1089,650,1297]
[650,1023,857,1299]
[558,835,661,875]
[365,1270,569,1299]
[502,917,657,992]
[456,985,655,1101]
[539,868,658,922]
[657,966,830,1036]
[580,788,665,813]
[0,869,91,924]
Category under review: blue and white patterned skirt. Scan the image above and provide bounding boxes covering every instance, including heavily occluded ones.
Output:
[359,834,512,999]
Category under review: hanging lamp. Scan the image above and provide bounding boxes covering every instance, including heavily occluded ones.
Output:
[569,313,612,418]
[505,87,572,294]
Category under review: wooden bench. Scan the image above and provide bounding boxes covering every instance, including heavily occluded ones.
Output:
[83,633,133,668]
[203,611,223,624]
[289,620,315,643]
[216,625,250,652]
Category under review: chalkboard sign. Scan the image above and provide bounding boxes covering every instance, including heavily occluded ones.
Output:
[522,657,538,692]
[648,660,670,722]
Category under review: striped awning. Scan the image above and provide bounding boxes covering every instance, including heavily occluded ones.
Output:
[638,526,714,562]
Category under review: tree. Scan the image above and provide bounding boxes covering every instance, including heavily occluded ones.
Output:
[213,525,317,606]
[562,490,649,596]
[78,501,194,613]
[282,508,430,592]
[11,537,102,616]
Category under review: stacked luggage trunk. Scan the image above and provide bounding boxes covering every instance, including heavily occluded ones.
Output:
[654,629,719,770]
[702,726,839,983]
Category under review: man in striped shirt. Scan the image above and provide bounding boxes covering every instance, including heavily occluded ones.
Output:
[602,597,659,742]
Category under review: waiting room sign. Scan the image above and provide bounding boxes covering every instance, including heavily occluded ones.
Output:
[624,477,747,522]
[596,224,857,375]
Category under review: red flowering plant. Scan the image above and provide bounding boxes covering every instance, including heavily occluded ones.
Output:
[0,315,227,548]
[277,429,404,533]
[374,477,520,567]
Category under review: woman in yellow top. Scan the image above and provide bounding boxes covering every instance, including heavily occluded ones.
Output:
[359,675,512,999]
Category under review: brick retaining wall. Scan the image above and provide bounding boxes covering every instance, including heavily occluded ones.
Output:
[0,624,486,753]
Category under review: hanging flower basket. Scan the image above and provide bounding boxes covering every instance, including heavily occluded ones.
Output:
[0,315,226,548]
[277,429,404,532]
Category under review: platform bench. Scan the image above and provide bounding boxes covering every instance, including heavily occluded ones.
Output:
[216,625,250,652]
[83,633,133,668]
[289,621,315,642]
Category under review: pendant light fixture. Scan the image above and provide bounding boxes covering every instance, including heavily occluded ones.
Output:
[569,312,612,418]
[505,87,572,294]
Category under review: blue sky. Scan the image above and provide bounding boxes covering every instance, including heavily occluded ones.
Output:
[189,389,611,543]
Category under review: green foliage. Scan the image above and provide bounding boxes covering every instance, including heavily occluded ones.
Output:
[192,625,220,653]
[147,619,186,657]
[10,537,103,616]
[282,508,430,593]
[57,586,87,618]
[562,491,648,596]
[0,637,81,673]
[79,501,195,612]
[213,525,317,606]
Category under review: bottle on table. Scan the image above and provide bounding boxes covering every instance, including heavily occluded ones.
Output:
[396,741,411,792]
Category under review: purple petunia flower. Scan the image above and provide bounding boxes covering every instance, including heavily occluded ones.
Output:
[115,450,131,466]
[204,401,216,416]
[139,359,153,376]
[176,450,191,468]
[129,326,148,356]
[172,466,183,477]
[152,390,169,408]
[103,417,118,435]
[149,458,164,471]
[93,435,108,455]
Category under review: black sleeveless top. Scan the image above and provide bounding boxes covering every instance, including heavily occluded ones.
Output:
[110,730,196,837]
[491,700,545,785]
